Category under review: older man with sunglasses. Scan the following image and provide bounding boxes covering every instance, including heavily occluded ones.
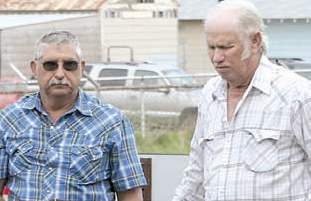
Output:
[0,31,147,201]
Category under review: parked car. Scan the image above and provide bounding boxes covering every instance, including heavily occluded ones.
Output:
[270,57,311,80]
[0,78,26,109]
[82,61,201,127]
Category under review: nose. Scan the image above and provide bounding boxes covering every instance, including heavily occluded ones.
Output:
[212,48,225,64]
[54,62,65,79]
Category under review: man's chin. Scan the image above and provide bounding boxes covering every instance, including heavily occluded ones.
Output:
[218,73,234,83]
[48,88,74,97]
[216,70,230,78]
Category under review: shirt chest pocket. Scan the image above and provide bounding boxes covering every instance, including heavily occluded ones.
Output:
[70,146,109,184]
[6,140,34,176]
[243,129,280,172]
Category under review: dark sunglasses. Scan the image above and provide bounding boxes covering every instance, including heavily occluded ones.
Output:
[41,60,79,71]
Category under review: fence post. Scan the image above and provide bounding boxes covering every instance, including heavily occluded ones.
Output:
[140,86,146,138]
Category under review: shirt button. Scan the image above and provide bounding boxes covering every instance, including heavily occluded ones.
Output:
[219,188,225,194]
[224,122,229,129]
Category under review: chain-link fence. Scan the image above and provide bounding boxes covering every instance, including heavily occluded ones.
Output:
[82,73,216,154]
[2,67,311,155]
[0,73,216,155]
[0,64,311,154]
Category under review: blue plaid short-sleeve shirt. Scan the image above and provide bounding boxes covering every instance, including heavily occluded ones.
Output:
[0,91,146,201]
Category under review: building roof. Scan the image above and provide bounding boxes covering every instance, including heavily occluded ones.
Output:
[179,0,311,20]
[0,14,95,29]
[0,0,106,11]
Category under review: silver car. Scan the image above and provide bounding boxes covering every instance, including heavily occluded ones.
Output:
[82,61,201,127]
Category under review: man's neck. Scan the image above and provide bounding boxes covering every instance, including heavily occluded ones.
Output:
[41,94,77,124]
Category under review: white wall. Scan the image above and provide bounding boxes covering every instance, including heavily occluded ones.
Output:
[266,19,311,61]
[178,20,215,74]
[139,154,188,201]
[178,19,311,75]
[0,15,101,78]
[100,16,178,63]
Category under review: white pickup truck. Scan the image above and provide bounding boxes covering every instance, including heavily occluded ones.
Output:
[82,60,201,127]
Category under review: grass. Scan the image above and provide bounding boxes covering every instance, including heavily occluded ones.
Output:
[126,113,196,154]
[135,129,193,155]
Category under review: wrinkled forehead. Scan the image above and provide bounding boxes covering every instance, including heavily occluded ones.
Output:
[205,11,247,43]
[39,43,80,61]
[39,31,77,43]
[205,10,240,32]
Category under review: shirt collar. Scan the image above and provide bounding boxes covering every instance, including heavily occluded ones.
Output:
[211,55,274,100]
[250,55,273,95]
[20,92,42,111]
[212,79,227,100]
[20,90,93,117]
[74,90,93,116]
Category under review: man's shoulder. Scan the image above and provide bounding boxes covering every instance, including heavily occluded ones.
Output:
[272,67,311,100]
[81,92,124,122]
[0,93,35,115]
[0,94,36,130]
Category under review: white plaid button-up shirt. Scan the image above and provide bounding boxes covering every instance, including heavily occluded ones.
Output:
[173,56,311,201]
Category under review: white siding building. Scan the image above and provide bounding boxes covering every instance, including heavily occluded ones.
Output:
[0,0,178,77]
[179,0,311,73]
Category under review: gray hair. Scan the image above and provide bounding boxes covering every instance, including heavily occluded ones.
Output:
[34,30,83,60]
[204,0,268,53]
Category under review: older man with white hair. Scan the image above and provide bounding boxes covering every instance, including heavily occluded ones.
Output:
[173,1,311,200]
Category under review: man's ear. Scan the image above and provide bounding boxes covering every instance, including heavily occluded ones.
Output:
[251,32,262,52]
[80,60,85,72]
[30,61,38,78]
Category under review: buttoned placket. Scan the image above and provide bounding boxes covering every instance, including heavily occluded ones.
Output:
[217,120,233,200]
[46,125,58,201]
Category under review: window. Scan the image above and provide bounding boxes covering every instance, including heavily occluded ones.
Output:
[98,68,128,86]
[133,70,164,86]
[158,11,164,18]
[138,0,154,3]
[80,65,94,87]
[162,69,195,86]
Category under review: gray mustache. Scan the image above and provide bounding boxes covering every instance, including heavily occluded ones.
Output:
[48,79,69,86]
